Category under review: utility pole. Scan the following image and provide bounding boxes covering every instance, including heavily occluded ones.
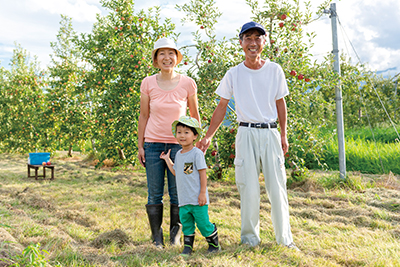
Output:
[325,3,346,179]
[391,73,399,120]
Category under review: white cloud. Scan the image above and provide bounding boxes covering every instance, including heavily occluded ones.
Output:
[0,0,105,69]
[0,0,399,75]
[304,0,400,74]
[26,0,102,22]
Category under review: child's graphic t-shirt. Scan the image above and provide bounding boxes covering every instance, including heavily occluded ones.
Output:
[173,147,208,207]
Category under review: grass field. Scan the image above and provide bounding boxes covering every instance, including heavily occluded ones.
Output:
[1,152,400,266]
[314,126,400,175]
[322,137,400,175]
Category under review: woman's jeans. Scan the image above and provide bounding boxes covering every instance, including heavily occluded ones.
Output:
[144,142,181,205]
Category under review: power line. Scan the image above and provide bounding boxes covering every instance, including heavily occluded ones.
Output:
[336,12,400,141]
[334,11,400,173]
[336,15,362,64]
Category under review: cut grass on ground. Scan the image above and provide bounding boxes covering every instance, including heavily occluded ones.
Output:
[1,153,400,266]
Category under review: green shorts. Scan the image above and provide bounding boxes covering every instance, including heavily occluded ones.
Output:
[179,204,215,237]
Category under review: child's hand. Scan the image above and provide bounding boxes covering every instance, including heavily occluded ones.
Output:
[198,193,207,206]
[160,149,171,161]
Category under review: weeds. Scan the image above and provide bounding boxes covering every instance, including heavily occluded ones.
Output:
[1,243,56,267]
[322,135,400,175]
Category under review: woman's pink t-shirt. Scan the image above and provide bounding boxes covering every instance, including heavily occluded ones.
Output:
[140,74,197,144]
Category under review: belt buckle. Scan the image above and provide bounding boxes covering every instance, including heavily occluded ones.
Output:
[254,123,262,128]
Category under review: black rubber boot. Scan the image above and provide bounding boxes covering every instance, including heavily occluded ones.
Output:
[205,224,221,253]
[170,204,182,246]
[145,204,164,248]
[181,235,195,255]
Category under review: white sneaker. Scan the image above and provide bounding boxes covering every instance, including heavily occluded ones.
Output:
[286,242,300,251]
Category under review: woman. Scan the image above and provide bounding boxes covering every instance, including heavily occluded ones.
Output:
[138,38,200,248]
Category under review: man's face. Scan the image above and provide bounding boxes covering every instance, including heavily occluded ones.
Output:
[239,29,266,59]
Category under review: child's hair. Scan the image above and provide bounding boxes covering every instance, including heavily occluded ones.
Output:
[176,122,198,136]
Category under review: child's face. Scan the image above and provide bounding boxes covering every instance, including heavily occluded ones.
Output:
[175,125,198,147]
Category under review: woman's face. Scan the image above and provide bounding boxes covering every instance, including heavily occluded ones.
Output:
[154,48,178,71]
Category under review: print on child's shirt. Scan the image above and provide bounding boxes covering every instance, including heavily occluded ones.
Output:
[184,162,194,175]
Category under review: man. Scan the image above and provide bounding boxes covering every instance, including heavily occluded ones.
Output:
[197,21,298,250]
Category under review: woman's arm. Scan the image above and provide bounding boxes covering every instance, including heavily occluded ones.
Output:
[188,93,200,122]
[138,93,150,167]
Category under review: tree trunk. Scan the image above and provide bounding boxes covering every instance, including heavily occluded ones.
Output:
[91,138,96,152]
[68,145,72,157]
[118,148,126,160]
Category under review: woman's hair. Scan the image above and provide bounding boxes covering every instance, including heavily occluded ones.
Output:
[176,122,198,136]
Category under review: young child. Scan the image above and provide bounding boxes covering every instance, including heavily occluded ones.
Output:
[160,116,220,255]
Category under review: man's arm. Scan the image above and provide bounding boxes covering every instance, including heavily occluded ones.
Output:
[276,97,289,155]
[196,98,230,153]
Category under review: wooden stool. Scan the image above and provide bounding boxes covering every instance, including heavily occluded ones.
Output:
[27,164,55,180]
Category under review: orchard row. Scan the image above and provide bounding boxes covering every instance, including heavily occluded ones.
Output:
[1,0,397,179]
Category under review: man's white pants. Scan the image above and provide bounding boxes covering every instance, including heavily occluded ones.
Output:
[234,126,293,246]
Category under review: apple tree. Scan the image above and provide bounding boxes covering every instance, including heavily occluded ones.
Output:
[338,59,400,129]
[0,44,48,153]
[0,63,8,151]
[233,0,345,178]
[46,15,90,156]
[76,0,177,166]
[178,0,356,180]
[177,0,243,179]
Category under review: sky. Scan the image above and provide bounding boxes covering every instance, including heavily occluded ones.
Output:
[0,0,399,78]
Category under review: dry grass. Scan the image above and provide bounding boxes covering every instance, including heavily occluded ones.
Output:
[0,153,400,266]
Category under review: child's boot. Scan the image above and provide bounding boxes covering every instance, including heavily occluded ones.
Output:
[205,224,220,253]
[181,234,195,255]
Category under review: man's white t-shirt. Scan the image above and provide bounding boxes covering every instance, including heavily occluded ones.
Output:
[215,59,289,123]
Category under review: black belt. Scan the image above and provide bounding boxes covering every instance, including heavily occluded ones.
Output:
[239,122,277,128]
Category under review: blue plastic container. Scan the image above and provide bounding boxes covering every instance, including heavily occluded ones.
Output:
[29,152,51,165]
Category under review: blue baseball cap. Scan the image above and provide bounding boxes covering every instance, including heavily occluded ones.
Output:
[239,21,266,36]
